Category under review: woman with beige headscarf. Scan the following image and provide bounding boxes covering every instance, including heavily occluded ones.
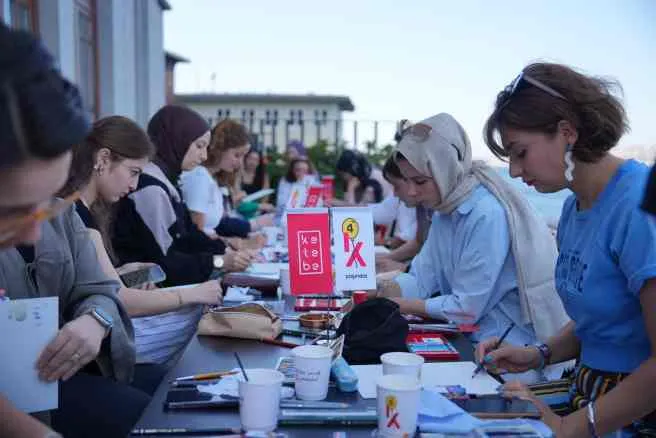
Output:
[380,113,569,382]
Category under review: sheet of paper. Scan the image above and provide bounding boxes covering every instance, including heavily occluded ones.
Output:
[246,263,288,279]
[352,362,499,399]
[0,297,58,412]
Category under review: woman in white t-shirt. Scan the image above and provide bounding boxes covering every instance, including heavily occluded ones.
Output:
[180,119,271,246]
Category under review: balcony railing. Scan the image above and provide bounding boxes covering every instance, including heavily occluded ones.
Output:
[205,117,401,152]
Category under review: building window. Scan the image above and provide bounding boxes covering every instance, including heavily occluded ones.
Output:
[8,0,38,32]
[75,0,99,118]
[217,109,223,119]
[322,110,328,124]
[225,109,231,118]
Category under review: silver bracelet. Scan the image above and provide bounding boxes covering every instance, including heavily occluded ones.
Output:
[587,401,600,438]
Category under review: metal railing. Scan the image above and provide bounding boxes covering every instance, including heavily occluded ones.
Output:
[205,117,401,151]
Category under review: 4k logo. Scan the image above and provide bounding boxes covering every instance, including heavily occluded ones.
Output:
[342,218,366,267]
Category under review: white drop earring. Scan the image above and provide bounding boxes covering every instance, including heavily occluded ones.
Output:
[564,144,574,183]
[94,163,103,175]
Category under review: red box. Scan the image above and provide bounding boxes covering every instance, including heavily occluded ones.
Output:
[405,333,460,361]
[287,211,333,295]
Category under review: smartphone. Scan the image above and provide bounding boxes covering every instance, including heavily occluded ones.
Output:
[119,264,166,288]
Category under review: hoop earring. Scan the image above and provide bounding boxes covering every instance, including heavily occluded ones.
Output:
[564,144,574,183]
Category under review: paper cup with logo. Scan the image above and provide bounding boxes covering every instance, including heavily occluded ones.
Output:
[238,368,284,432]
[376,374,421,437]
[381,352,424,381]
[292,345,332,400]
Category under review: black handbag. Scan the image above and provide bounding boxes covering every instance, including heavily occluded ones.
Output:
[336,297,409,365]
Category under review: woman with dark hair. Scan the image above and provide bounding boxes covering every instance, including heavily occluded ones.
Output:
[112,106,252,287]
[476,63,656,436]
[59,116,224,365]
[0,24,148,438]
[276,157,315,207]
[240,148,270,195]
[335,149,391,204]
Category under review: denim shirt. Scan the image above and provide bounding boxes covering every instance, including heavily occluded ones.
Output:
[395,185,537,348]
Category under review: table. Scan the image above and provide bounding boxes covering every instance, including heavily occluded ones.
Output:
[133,309,475,437]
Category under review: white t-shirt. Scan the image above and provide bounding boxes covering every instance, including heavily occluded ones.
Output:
[179,166,224,234]
[371,195,417,241]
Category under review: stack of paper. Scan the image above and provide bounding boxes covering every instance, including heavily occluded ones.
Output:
[352,362,499,399]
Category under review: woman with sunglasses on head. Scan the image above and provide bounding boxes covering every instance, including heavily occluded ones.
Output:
[111,106,252,287]
[0,24,151,438]
[475,63,656,437]
[58,116,225,366]
[376,113,569,383]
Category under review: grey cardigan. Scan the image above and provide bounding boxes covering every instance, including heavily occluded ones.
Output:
[0,206,135,383]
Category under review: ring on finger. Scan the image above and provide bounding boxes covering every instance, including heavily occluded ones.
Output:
[71,352,82,362]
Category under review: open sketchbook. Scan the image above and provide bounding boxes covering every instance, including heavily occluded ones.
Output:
[352,361,499,399]
[0,297,58,412]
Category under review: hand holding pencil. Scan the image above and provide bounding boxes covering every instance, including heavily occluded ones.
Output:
[474,323,544,376]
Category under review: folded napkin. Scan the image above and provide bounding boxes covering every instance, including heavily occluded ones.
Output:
[417,389,482,433]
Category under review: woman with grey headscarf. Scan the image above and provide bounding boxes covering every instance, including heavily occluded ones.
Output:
[376,113,569,383]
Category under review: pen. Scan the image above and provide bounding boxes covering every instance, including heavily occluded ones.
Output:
[130,427,242,436]
[471,322,515,378]
[171,370,238,382]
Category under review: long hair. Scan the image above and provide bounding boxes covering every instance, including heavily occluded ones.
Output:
[208,119,250,187]
[59,116,154,262]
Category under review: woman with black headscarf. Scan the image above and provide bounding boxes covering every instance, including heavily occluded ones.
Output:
[112,105,252,287]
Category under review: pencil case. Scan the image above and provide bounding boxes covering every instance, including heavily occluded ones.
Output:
[197,302,282,340]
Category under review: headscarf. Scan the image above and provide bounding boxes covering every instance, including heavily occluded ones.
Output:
[287,140,307,157]
[395,113,569,341]
[147,105,209,182]
[0,23,89,169]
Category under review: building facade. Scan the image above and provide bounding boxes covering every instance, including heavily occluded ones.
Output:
[176,93,355,152]
[1,0,170,126]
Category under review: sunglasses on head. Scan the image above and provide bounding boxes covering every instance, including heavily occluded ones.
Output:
[501,71,567,106]
[400,122,433,143]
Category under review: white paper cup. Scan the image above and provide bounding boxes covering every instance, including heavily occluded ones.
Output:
[376,374,421,437]
[280,267,291,296]
[238,368,284,432]
[292,345,332,401]
[381,352,424,381]
[262,226,279,246]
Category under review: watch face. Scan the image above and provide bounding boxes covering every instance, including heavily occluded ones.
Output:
[94,307,113,326]
[214,256,224,269]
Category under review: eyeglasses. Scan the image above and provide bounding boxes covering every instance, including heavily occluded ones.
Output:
[502,71,567,105]
[0,192,81,244]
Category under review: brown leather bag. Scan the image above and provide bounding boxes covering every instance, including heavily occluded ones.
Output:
[197,302,282,340]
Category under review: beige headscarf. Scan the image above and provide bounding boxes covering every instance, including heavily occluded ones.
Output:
[395,113,569,342]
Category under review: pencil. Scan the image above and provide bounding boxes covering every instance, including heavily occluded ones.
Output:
[171,370,238,382]
[260,337,300,348]
[471,322,515,378]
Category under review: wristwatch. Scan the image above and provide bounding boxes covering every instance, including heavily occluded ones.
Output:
[213,255,224,270]
[86,307,113,337]
[533,342,552,370]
